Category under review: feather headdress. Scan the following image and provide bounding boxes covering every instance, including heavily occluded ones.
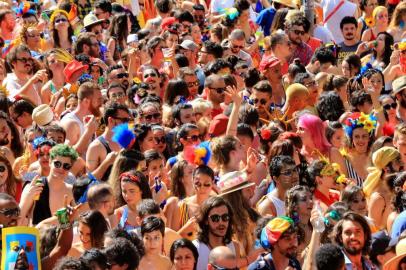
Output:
[184,141,211,166]
[112,123,136,149]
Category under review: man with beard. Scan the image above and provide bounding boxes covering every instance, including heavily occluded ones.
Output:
[205,74,226,118]
[60,82,103,156]
[198,41,223,67]
[74,32,101,58]
[86,103,131,181]
[257,156,299,217]
[228,30,253,67]
[337,17,362,64]
[332,212,374,270]
[250,80,273,122]
[249,216,301,270]
[393,76,406,122]
[3,45,47,106]
[0,193,74,270]
[83,14,108,62]
[193,196,241,270]
[285,15,313,66]
[142,67,162,97]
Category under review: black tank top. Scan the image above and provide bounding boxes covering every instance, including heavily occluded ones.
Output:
[98,136,112,182]
[32,177,52,225]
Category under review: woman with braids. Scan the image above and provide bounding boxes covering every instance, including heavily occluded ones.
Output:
[114,170,152,232]
[285,185,314,264]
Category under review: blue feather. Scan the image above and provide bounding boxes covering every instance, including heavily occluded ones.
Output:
[112,123,136,149]
[32,136,46,150]
[199,141,212,166]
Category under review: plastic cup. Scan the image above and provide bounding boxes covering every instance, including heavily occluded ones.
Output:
[162,48,171,62]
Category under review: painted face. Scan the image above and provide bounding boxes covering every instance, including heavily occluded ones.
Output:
[50,156,72,179]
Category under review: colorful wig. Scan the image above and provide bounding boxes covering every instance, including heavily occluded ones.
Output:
[298,114,331,155]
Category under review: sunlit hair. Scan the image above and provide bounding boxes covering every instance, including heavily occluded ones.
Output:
[389,2,406,28]
[297,114,331,154]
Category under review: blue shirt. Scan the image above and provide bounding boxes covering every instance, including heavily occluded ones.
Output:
[391,210,406,242]
[255,7,276,36]
[343,250,376,270]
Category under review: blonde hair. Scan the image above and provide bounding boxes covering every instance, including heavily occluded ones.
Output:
[372,6,387,26]
[191,98,213,115]
[389,2,406,28]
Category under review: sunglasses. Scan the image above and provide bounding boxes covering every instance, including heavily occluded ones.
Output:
[209,87,225,94]
[383,103,397,110]
[144,113,161,121]
[53,160,72,171]
[293,29,305,35]
[144,73,158,78]
[16,57,33,64]
[251,98,267,105]
[0,207,20,217]
[154,136,166,144]
[185,135,200,142]
[209,213,230,223]
[55,18,68,24]
[116,73,129,79]
[187,81,199,87]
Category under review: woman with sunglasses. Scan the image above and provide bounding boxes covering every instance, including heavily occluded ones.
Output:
[41,49,68,106]
[169,165,215,240]
[151,125,169,159]
[20,25,45,57]
[114,170,152,232]
[380,95,400,136]
[68,210,108,258]
[48,10,74,52]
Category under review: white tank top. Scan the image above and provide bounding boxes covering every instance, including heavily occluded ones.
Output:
[62,112,85,135]
[192,240,236,270]
[267,193,286,217]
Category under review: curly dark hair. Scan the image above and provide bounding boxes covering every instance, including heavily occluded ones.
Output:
[316,91,345,121]
[104,238,140,270]
[0,111,23,157]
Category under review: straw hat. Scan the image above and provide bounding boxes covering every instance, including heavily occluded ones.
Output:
[218,171,255,196]
[272,0,298,9]
[383,238,406,270]
[83,13,105,29]
[32,104,54,127]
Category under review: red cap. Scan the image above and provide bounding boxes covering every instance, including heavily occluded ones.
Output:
[63,60,88,83]
[208,114,229,137]
[259,56,281,72]
[161,17,177,31]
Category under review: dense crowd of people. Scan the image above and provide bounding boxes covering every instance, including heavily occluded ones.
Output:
[0,0,405,268]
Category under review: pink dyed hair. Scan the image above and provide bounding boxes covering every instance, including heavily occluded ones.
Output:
[298,114,331,154]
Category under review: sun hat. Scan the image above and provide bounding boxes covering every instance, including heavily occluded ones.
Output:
[392,76,406,95]
[32,104,54,127]
[83,13,105,29]
[218,171,255,195]
[272,0,298,9]
[383,237,406,270]
[180,40,199,51]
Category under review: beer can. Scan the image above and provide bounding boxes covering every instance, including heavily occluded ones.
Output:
[56,208,70,229]
[34,179,43,201]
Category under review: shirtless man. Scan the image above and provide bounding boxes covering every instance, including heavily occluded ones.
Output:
[139,216,172,270]
[20,144,79,225]
[60,82,103,156]
[86,103,131,181]
[257,156,299,217]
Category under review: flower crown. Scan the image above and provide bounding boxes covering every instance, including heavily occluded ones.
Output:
[317,150,347,185]
[344,112,377,138]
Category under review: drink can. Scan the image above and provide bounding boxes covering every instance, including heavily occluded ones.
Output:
[34,179,42,201]
[56,208,70,229]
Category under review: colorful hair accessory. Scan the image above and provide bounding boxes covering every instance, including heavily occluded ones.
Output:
[324,210,341,226]
[344,112,377,138]
[260,216,294,249]
[120,172,140,183]
[14,2,36,17]
[398,39,406,51]
[112,123,136,149]
[260,128,272,141]
[50,9,70,27]
[53,48,74,64]
[178,96,188,105]
[315,149,346,185]
[78,73,93,84]
[184,141,212,166]
[32,136,46,150]
[356,63,373,80]
[222,7,239,20]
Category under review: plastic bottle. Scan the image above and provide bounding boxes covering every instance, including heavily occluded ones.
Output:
[312,201,325,233]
